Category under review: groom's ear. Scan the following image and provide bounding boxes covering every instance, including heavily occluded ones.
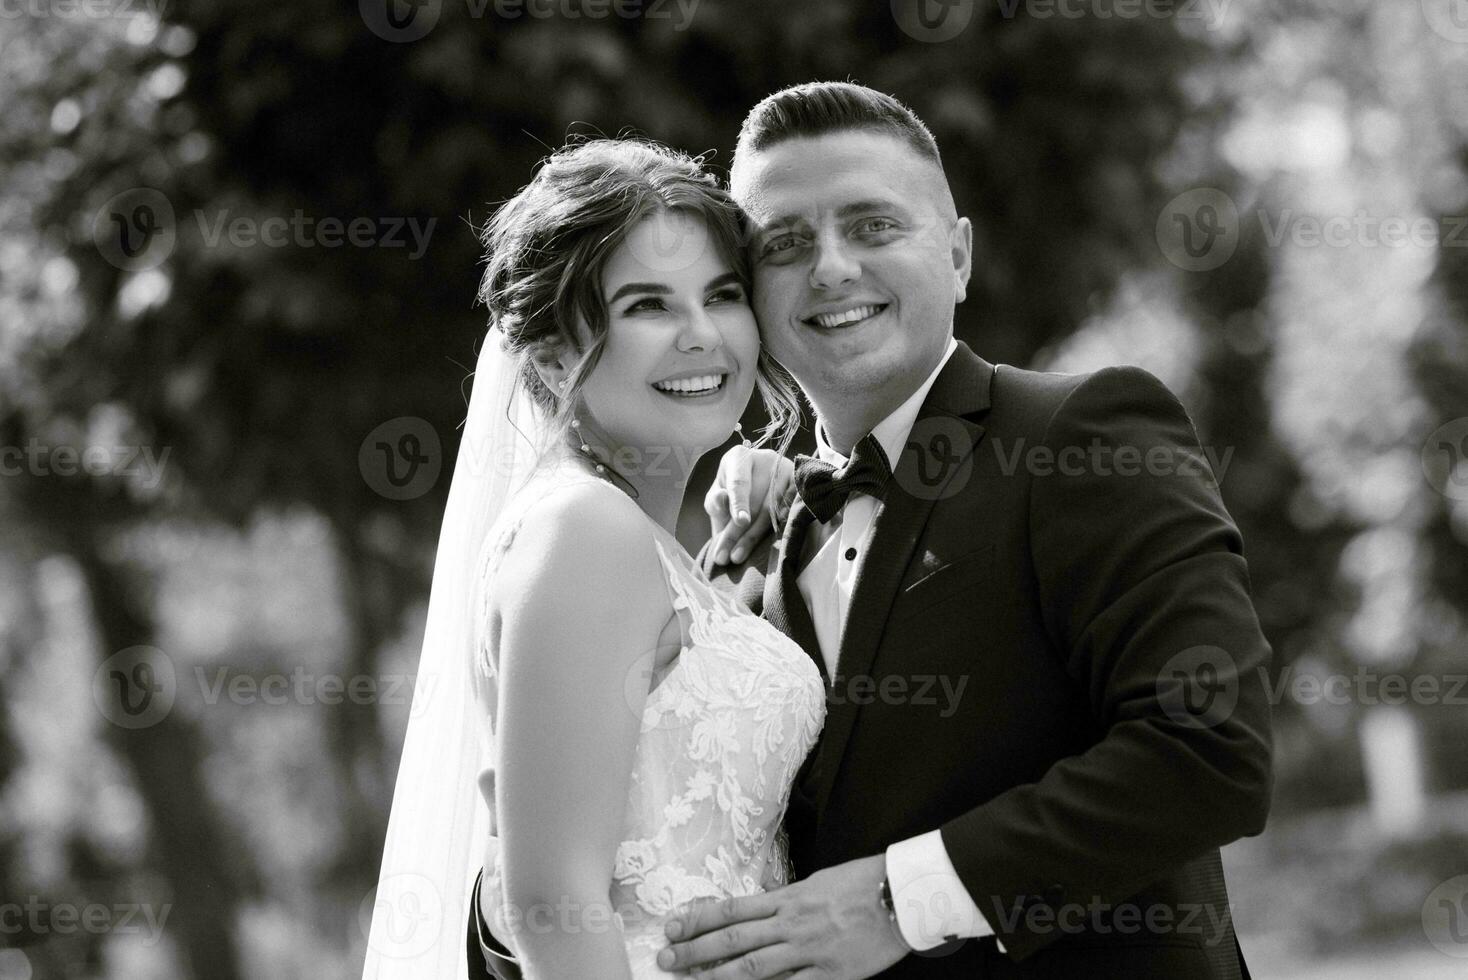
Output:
[950,216,974,304]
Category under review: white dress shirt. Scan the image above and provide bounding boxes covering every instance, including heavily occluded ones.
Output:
[794,336,999,952]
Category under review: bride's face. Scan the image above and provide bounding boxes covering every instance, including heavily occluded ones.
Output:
[576,210,760,460]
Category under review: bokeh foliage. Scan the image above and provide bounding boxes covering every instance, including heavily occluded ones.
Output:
[2,0,1466,977]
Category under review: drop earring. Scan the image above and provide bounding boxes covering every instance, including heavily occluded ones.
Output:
[569,418,606,475]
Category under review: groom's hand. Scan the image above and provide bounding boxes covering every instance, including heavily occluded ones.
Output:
[656,854,908,979]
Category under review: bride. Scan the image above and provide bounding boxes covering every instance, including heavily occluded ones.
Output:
[363,138,824,978]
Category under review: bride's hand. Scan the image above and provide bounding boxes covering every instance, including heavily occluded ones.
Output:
[704,445,795,566]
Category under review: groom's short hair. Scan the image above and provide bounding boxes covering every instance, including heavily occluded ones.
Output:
[732,81,943,175]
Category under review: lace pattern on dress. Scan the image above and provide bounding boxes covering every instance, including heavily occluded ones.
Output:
[473,479,825,976]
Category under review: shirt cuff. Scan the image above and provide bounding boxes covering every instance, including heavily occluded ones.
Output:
[885,830,1003,953]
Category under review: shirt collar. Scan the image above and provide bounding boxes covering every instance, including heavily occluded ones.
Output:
[815,336,959,467]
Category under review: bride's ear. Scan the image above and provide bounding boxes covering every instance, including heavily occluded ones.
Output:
[529,344,577,396]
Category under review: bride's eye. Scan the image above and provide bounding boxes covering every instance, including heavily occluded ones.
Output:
[706,285,747,305]
[623,297,666,315]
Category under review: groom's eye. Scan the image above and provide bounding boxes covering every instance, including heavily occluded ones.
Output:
[853,217,899,238]
[759,233,805,261]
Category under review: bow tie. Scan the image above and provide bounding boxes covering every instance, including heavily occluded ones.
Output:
[793,433,893,524]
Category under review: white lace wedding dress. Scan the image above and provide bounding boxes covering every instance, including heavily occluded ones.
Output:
[473,476,827,977]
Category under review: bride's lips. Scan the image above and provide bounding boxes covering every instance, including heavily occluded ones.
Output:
[649,368,731,399]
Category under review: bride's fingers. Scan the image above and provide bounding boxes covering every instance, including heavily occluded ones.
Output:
[709,449,753,565]
[727,465,787,564]
[725,446,754,530]
[705,486,733,548]
[729,507,772,565]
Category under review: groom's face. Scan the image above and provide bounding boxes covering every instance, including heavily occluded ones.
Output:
[732,130,971,412]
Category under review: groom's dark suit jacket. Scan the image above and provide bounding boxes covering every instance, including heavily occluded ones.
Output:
[468,341,1273,979]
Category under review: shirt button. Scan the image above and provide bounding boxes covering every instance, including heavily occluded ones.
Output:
[844,548,858,561]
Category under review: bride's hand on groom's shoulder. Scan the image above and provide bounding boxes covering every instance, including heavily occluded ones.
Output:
[705,445,796,567]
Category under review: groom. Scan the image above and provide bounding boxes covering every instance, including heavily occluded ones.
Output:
[470,81,1273,979]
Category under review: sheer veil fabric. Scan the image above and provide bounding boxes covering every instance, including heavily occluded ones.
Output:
[362,333,541,978]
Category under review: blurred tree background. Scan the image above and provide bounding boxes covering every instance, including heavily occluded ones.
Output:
[2,0,1466,977]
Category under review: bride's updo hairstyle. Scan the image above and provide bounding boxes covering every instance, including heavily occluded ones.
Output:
[477,138,800,453]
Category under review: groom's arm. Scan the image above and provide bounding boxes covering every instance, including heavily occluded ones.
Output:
[927,365,1273,961]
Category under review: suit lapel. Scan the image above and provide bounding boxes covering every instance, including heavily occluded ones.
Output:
[763,498,828,684]
[807,342,995,820]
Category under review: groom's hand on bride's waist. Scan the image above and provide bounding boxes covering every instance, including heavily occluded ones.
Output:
[657,853,908,979]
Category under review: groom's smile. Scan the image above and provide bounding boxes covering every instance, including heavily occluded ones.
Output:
[801,301,890,330]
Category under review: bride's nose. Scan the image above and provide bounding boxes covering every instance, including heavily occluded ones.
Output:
[676,305,723,353]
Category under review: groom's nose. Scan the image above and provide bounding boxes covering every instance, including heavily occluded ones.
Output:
[809,229,860,291]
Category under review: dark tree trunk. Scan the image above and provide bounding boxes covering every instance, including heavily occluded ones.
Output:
[68,533,245,980]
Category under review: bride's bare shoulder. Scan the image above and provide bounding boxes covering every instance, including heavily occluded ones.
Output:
[493,477,666,613]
